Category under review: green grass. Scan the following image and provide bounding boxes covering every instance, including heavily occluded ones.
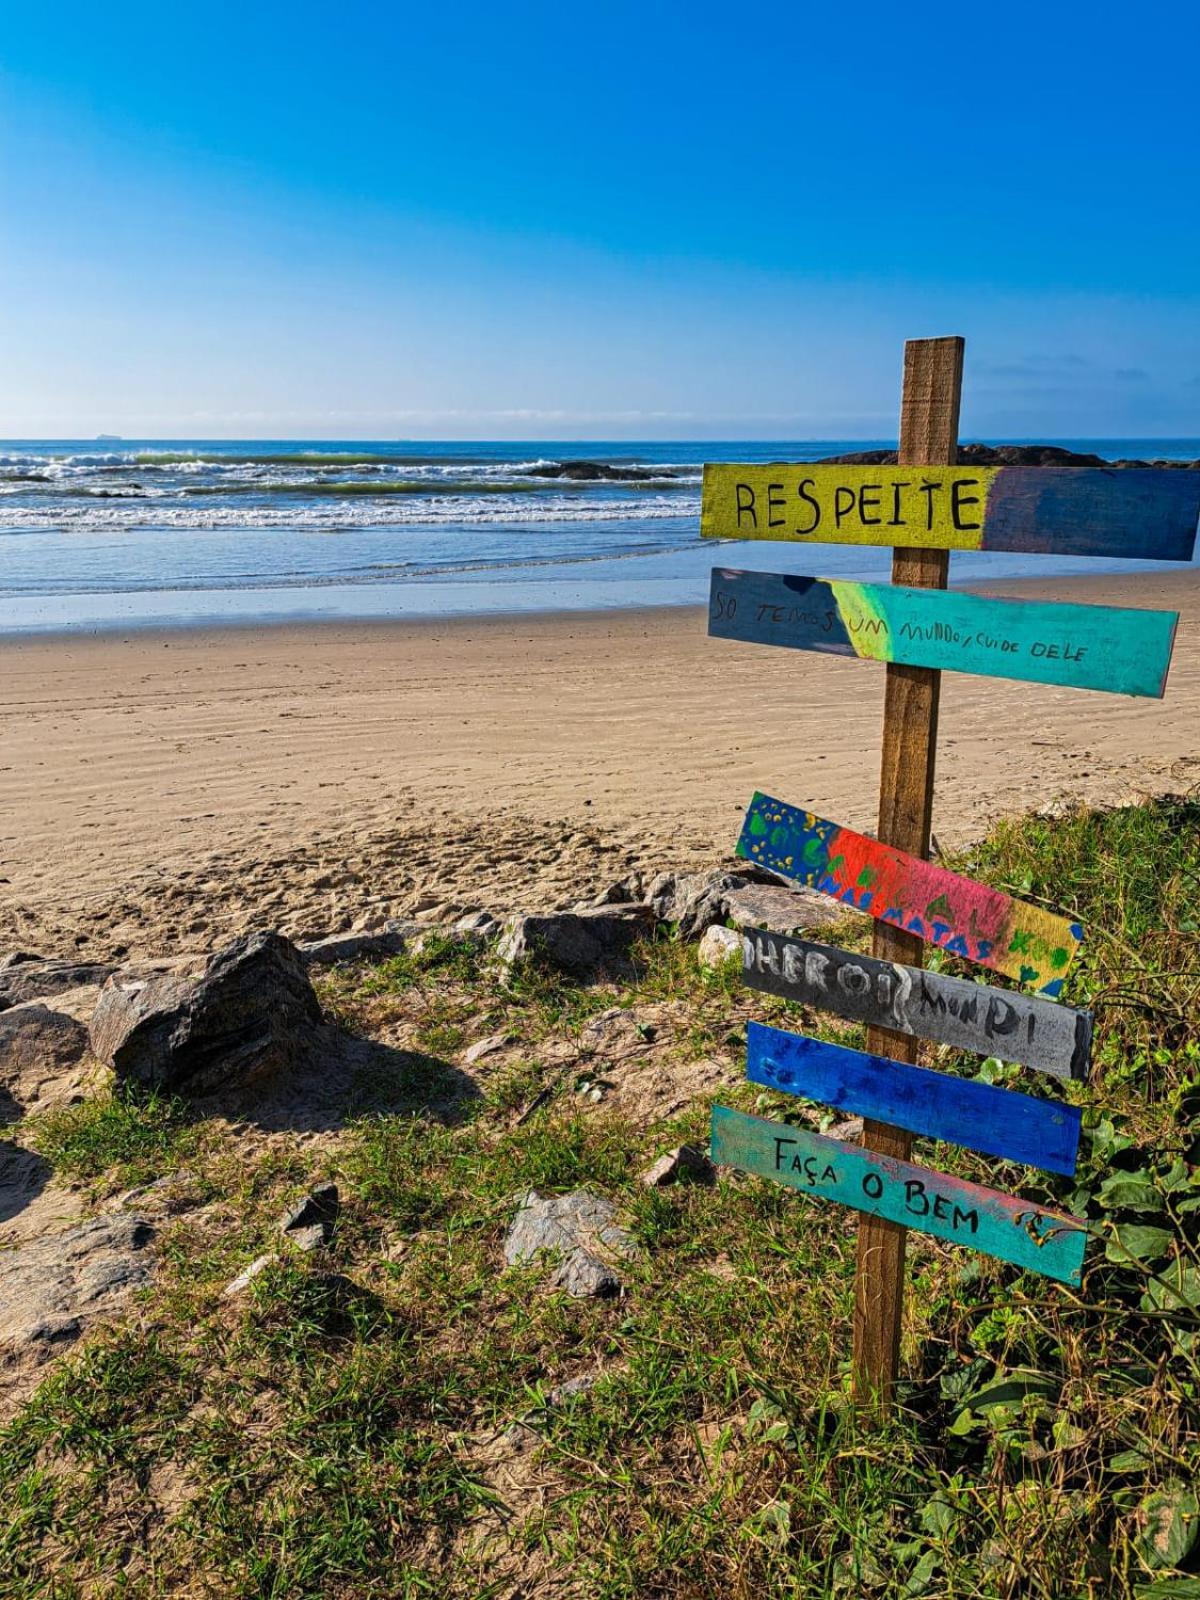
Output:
[1,797,1198,1597]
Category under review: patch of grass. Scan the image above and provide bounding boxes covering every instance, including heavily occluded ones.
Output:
[27,1085,203,1188]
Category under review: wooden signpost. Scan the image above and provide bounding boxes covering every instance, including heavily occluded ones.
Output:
[739,927,1093,1081]
[700,334,1200,1414]
[702,461,1200,559]
[709,569,1179,698]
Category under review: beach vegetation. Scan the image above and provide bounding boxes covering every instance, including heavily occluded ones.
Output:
[2,797,1198,1596]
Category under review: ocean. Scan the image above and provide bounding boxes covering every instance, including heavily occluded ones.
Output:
[2,439,1197,633]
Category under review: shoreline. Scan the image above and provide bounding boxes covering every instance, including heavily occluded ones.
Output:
[2,567,1198,963]
[3,562,1197,645]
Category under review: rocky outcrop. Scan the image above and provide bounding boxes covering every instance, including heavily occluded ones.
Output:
[504,1190,635,1297]
[496,905,654,975]
[89,931,322,1096]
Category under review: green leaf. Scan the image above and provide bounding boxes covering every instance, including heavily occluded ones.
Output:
[904,1550,941,1595]
[1098,1174,1164,1213]
[1107,1224,1174,1263]
[1136,1580,1200,1599]
[1137,1484,1200,1572]
[1110,1448,1152,1472]
[1141,1266,1200,1318]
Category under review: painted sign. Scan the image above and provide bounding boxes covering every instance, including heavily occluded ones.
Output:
[711,1105,1088,1284]
[746,1022,1081,1175]
[709,569,1178,699]
[740,928,1092,1080]
[701,463,1200,561]
[737,793,1083,995]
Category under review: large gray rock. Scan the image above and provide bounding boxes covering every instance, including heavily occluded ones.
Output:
[647,867,859,941]
[496,904,654,975]
[504,1190,635,1297]
[0,1213,155,1351]
[0,955,114,1013]
[89,930,322,1095]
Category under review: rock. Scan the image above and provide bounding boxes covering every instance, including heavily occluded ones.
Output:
[454,911,498,936]
[0,1006,90,1079]
[0,1212,155,1351]
[582,873,646,908]
[462,1031,512,1066]
[723,881,860,936]
[504,1190,635,1297]
[286,1224,327,1253]
[640,1145,717,1188]
[697,925,742,969]
[525,460,657,482]
[826,1117,864,1142]
[278,1182,339,1244]
[496,904,654,976]
[297,930,407,966]
[89,930,322,1096]
[223,1252,278,1296]
[649,868,783,939]
[0,956,114,1013]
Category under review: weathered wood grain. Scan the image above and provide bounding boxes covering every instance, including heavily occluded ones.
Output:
[745,1022,1082,1175]
[737,792,1084,996]
[740,927,1093,1080]
[711,1105,1088,1285]
[856,334,960,1410]
[708,568,1179,698]
[701,463,1200,561]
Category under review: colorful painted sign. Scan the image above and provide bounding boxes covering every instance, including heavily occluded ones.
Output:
[746,1023,1081,1175]
[740,928,1092,1081]
[711,1105,1088,1284]
[709,569,1178,699]
[737,793,1083,995]
[701,463,1200,561]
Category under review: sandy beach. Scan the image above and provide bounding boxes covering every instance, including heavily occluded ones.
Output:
[2,568,1198,961]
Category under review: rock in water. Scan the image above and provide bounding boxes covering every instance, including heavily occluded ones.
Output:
[89,930,322,1095]
[504,1190,635,1297]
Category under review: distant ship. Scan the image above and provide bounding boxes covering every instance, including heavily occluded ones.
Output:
[95,433,122,442]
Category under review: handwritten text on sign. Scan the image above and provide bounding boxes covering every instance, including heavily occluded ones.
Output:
[700,464,1200,561]
[740,928,1092,1080]
[711,1105,1088,1284]
[737,793,1083,995]
[746,1022,1082,1176]
[709,569,1178,699]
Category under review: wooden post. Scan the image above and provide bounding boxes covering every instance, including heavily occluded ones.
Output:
[852,335,964,1415]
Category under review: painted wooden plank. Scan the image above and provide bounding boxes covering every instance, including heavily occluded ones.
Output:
[740,927,1092,1080]
[700,463,1200,561]
[745,1022,1082,1175]
[709,569,1178,699]
[710,1105,1088,1284]
[736,793,1083,995]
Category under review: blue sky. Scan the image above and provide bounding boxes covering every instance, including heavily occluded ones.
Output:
[3,0,1198,439]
